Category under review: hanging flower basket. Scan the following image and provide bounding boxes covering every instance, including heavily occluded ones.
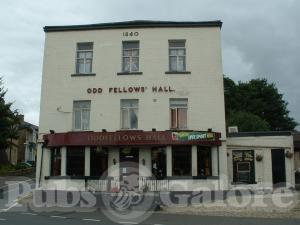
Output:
[285,151,293,158]
[256,154,263,162]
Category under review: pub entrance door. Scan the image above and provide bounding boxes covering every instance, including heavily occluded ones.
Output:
[271,149,286,187]
[119,148,139,191]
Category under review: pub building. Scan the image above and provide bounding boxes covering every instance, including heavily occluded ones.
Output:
[37,20,295,192]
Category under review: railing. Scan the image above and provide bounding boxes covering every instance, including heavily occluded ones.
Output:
[86,179,108,192]
[86,176,174,192]
[86,176,218,192]
[139,177,169,191]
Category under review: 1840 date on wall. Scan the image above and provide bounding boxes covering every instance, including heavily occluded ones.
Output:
[123,31,139,37]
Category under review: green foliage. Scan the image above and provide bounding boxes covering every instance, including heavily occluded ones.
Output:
[0,77,20,150]
[227,111,270,132]
[0,164,16,172]
[224,76,298,131]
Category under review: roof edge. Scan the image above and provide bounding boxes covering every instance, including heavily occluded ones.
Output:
[227,131,292,138]
[43,20,222,32]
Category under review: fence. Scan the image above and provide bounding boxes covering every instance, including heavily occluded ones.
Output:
[86,177,170,192]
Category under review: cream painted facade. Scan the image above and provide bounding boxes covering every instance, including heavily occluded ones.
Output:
[227,134,295,190]
[39,27,225,134]
[37,21,294,192]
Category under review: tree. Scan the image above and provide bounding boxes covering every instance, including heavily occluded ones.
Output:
[224,76,298,131]
[0,77,20,164]
[227,111,270,132]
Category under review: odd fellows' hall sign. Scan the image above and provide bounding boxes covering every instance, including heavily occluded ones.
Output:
[87,86,175,94]
[44,131,222,147]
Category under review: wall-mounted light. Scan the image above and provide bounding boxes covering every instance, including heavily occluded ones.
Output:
[152,128,156,132]
[96,146,102,153]
[142,158,146,165]
[208,128,212,132]
[113,158,117,165]
[102,129,107,132]
[50,130,55,134]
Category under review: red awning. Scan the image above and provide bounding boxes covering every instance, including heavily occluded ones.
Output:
[43,130,222,148]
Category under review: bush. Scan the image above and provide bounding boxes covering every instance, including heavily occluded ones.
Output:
[0,164,16,172]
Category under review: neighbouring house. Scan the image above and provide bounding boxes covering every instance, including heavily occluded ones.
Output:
[36,20,295,192]
[294,132,300,188]
[227,131,294,190]
[6,115,38,166]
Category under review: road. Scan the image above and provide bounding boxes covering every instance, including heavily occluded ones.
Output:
[0,176,300,225]
[0,174,36,211]
[0,209,300,225]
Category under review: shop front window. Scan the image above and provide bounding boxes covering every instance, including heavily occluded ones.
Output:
[90,147,108,177]
[151,147,166,179]
[232,150,255,184]
[50,148,61,176]
[66,147,85,176]
[172,146,191,176]
[197,147,212,178]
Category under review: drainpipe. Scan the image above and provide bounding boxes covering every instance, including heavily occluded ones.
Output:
[38,142,45,188]
[217,146,220,176]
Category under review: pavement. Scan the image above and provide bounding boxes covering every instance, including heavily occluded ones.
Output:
[0,173,35,210]
[1,209,300,225]
[1,176,300,224]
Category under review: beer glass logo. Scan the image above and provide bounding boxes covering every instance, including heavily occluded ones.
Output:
[100,162,156,223]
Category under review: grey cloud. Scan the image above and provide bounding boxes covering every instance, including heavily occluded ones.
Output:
[0,0,299,128]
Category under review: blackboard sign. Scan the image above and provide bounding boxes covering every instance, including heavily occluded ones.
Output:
[232,150,255,184]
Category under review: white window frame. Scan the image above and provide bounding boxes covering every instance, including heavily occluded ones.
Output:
[73,101,91,131]
[76,42,93,74]
[122,41,140,72]
[120,99,139,129]
[169,40,186,72]
[170,99,188,129]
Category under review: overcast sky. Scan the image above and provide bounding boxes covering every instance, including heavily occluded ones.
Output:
[0,0,299,129]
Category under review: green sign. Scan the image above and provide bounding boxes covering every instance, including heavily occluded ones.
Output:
[171,132,215,141]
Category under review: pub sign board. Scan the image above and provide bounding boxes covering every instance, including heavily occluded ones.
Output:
[44,131,221,147]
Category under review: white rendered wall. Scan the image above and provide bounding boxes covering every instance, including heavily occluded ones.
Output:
[227,135,294,189]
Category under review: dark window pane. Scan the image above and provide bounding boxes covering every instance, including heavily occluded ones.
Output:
[123,41,139,49]
[51,148,61,176]
[172,146,191,176]
[151,147,166,179]
[90,147,108,177]
[66,147,85,176]
[169,40,185,48]
[197,147,212,177]
[77,42,93,50]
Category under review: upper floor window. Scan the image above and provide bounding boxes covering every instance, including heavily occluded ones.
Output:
[73,100,91,130]
[121,99,138,129]
[122,41,139,72]
[170,98,188,129]
[169,40,186,72]
[76,42,93,74]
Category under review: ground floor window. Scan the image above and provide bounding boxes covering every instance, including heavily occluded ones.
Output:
[151,147,166,179]
[67,147,85,176]
[90,147,108,177]
[50,148,61,176]
[197,147,212,178]
[172,146,191,176]
[232,150,255,184]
